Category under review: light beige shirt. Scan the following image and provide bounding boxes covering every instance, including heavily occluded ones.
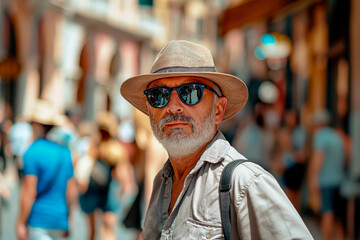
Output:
[143,131,313,239]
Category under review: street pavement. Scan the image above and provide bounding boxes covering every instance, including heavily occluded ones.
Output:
[1,161,321,240]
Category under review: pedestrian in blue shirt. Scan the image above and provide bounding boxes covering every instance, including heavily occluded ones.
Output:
[16,100,76,240]
[308,109,347,240]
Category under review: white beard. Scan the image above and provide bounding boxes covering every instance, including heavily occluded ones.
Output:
[150,108,215,158]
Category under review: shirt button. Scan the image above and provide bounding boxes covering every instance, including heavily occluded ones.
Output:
[165,179,169,185]
[163,193,168,199]
[165,229,170,234]
[206,233,211,239]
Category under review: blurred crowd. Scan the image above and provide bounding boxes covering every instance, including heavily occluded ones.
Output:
[0,96,357,240]
[221,99,355,240]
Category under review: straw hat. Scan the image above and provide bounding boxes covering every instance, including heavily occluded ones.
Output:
[96,111,118,138]
[120,40,248,121]
[77,120,95,138]
[30,99,61,126]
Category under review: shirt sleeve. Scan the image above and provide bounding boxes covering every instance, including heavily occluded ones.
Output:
[231,163,313,239]
[64,146,74,179]
[22,145,39,176]
[313,130,326,151]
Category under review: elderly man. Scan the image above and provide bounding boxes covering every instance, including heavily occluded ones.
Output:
[121,40,313,239]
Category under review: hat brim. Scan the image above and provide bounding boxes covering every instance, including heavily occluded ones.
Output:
[30,112,62,126]
[120,72,248,121]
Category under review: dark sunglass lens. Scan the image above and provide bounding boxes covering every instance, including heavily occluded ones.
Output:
[179,84,202,105]
[147,87,170,108]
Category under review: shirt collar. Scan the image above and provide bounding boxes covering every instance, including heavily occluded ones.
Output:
[162,160,174,178]
[199,130,230,163]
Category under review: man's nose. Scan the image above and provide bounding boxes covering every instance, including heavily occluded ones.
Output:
[166,90,184,114]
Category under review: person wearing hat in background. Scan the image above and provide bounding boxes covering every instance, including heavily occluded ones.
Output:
[16,99,76,240]
[78,111,132,240]
[121,40,313,239]
[307,109,347,240]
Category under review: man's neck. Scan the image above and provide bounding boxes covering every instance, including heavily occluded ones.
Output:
[169,139,210,182]
[166,129,218,214]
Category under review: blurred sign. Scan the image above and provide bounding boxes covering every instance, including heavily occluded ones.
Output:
[255,33,292,60]
[0,58,22,80]
[254,32,292,70]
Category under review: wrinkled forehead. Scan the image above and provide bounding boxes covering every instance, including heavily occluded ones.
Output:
[147,76,217,89]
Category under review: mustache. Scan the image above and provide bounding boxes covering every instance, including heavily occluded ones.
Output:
[159,113,195,129]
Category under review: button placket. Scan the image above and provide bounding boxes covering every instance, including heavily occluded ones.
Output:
[161,177,172,222]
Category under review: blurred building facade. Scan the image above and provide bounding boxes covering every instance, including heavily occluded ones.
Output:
[0,0,225,121]
[0,0,153,122]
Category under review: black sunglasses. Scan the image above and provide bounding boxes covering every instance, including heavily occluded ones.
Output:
[144,83,220,108]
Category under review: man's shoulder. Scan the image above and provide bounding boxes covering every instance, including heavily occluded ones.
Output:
[24,139,42,155]
[222,156,262,175]
[221,154,273,189]
[230,160,267,177]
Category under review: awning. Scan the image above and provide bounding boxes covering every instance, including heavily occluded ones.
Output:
[219,0,321,36]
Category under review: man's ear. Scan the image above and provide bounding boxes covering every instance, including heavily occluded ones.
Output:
[214,97,227,124]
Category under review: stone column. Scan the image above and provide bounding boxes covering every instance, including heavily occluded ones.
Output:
[350,0,360,178]
[0,1,4,60]
[40,8,66,113]
[83,31,97,121]
[117,39,140,119]
[307,3,328,113]
[12,1,41,118]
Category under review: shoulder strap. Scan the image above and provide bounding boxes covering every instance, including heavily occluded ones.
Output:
[219,159,248,240]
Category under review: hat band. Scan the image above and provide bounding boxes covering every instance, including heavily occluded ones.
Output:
[153,66,217,74]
